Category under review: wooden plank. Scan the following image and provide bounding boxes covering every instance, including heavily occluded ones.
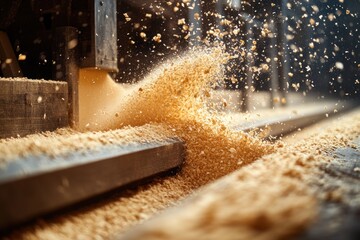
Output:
[0,79,68,138]
[235,101,355,138]
[0,139,185,229]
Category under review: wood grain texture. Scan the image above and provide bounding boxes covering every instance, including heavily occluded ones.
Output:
[0,78,69,138]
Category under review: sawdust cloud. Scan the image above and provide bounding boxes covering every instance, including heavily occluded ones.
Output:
[4,41,355,240]
[78,47,273,184]
[3,48,275,240]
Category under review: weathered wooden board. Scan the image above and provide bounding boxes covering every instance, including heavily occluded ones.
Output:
[236,101,355,139]
[0,78,69,138]
[0,138,185,230]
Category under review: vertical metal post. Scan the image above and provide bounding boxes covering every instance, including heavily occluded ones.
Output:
[54,27,79,128]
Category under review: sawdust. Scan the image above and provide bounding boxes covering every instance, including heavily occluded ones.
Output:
[0,77,67,85]
[0,125,175,166]
[77,48,273,185]
[2,46,359,240]
[2,49,360,239]
[79,48,227,130]
[3,47,358,239]
[6,107,359,240]
[119,108,360,240]
[78,69,126,129]
[3,48,273,239]
[1,0,358,238]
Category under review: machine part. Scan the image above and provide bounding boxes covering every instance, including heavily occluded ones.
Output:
[0,78,68,139]
[80,0,118,72]
[0,138,185,229]
[54,26,79,128]
[0,31,23,77]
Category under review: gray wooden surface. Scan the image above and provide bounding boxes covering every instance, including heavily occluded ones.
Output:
[0,138,185,229]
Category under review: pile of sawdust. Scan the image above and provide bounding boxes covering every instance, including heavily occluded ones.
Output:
[6,108,360,240]
[0,125,175,167]
[118,108,360,240]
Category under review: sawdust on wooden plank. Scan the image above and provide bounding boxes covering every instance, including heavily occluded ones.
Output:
[0,124,175,167]
[118,108,360,240]
[4,109,360,239]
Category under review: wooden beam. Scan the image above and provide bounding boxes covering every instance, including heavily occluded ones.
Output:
[0,138,185,229]
[0,78,69,138]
